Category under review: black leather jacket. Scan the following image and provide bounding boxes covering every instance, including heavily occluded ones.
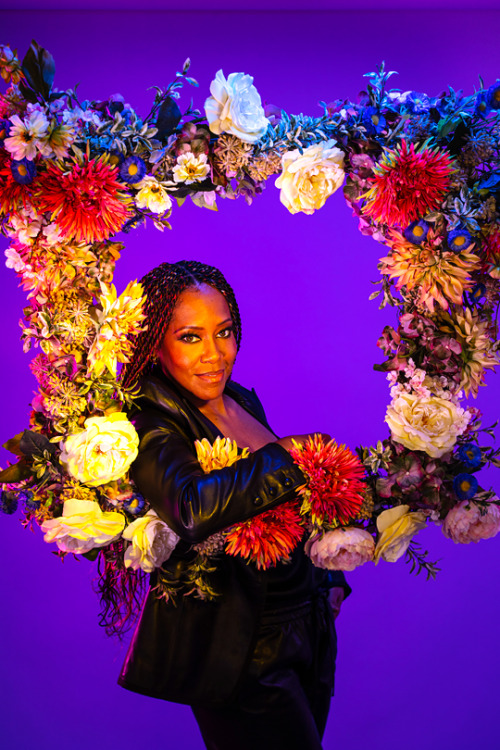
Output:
[118,369,347,705]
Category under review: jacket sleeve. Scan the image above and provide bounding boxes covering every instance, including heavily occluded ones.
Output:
[130,409,306,545]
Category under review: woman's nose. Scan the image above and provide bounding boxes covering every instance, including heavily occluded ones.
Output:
[200,336,222,363]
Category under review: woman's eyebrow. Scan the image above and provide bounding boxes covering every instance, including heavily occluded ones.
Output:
[174,318,232,334]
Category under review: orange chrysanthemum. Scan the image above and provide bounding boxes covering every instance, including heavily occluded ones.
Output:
[380,229,481,311]
[362,140,455,227]
[290,435,366,528]
[35,157,132,243]
[225,501,305,570]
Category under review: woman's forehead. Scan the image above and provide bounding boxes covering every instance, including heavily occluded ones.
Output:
[170,284,231,326]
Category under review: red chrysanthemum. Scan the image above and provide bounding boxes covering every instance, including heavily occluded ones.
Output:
[483,227,500,278]
[225,501,305,570]
[0,151,38,216]
[290,435,366,527]
[361,140,455,228]
[35,156,132,244]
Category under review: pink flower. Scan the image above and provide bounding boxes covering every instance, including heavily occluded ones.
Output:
[442,499,500,544]
[306,527,375,571]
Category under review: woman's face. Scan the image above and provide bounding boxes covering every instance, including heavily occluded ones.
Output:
[158,283,237,406]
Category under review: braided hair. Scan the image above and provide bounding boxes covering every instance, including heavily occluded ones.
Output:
[121,260,242,390]
[99,261,241,636]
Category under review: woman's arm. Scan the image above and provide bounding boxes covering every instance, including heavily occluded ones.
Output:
[131,409,306,544]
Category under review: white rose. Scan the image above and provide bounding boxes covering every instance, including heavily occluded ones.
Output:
[205,70,269,144]
[374,504,428,563]
[275,140,345,215]
[123,510,179,573]
[60,412,139,487]
[385,391,471,458]
[41,498,125,554]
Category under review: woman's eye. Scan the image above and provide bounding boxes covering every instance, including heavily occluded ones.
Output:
[217,327,233,339]
[179,333,200,343]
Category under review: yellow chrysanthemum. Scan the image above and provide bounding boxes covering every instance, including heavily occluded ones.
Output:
[379,230,481,312]
[87,281,146,378]
[438,307,499,397]
[195,436,249,473]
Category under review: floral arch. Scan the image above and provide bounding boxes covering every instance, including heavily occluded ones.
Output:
[0,41,499,592]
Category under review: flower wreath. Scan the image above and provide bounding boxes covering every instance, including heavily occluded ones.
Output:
[0,42,499,605]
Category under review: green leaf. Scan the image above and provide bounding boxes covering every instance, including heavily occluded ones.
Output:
[19,430,56,459]
[0,461,32,483]
[21,40,55,101]
[81,548,100,562]
[2,432,25,457]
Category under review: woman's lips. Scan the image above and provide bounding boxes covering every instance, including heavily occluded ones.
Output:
[196,370,224,383]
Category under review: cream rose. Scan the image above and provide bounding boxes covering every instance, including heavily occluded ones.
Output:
[443,499,500,544]
[41,498,125,554]
[205,70,269,144]
[385,391,471,458]
[306,527,375,571]
[60,413,139,487]
[172,152,210,184]
[374,504,428,563]
[275,140,345,215]
[123,510,179,573]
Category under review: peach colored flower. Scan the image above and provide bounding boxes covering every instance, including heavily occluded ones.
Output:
[443,499,500,544]
[306,527,375,571]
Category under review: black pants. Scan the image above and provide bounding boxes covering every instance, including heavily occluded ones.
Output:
[192,595,337,750]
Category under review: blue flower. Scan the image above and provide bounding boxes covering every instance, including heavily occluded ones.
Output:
[123,493,146,515]
[108,150,124,169]
[403,91,431,114]
[453,473,479,501]
[361,107,386,135]
[470,283,486,304]
[474,91,489,118]
[447,227,472,252]
[404,219,429,245]
[119,156,147,185]
[457,444,482,469]
[486,81,500,111]
[0,490,18,515]
[11,158,37,185]
[18,490,41,510]
[0,118,10,145]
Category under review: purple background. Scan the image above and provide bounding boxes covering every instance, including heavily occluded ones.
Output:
[1,10,499,750]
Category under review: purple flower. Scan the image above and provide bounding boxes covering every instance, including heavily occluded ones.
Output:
[486,81,500,111]
[11,158,37,185]
[403,91,431,114]
[0,118,10,145]
[361,107,387,135]
[123,493,146,515]
[447,227,472,252]
[119,155,147,185]
[404,219,429,245]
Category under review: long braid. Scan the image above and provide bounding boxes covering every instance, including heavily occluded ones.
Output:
[101,261,242,636]
[121,260,242,390]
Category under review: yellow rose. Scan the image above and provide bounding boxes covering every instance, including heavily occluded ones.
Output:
[41,498,125,554]
[135,176,172,215]
[374,504,428,563]
[60,413,139,487]
[275,139,345,215]
[385,391,470,458]
[123,510,179,573]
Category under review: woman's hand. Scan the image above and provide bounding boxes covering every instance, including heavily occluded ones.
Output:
[275,434,331,454]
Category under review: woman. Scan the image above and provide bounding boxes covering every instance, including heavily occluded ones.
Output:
[117,260,350,750]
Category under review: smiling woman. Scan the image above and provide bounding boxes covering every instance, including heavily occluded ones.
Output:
[1,9,500,750]
[110,259,350,750]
